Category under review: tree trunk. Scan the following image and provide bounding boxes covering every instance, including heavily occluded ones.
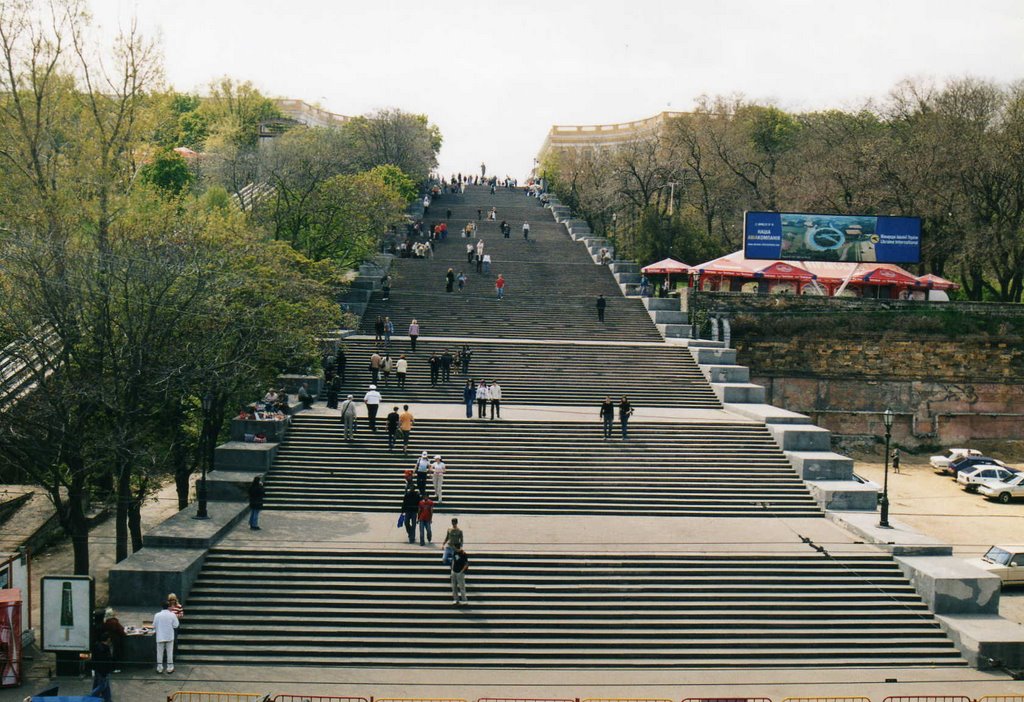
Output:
[67,471,91,576]
[128,490,144,553]
[115,467,131,563]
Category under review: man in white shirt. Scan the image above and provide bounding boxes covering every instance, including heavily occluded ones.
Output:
[153,600,179,674]
[364,385,382,432]
[396,355,408,388]
[488,381,502,419]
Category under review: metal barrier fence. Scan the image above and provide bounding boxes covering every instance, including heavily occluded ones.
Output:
[166,693,266,702]
[375,698,469,702]
[783,698,872,702]
[478,698,578,702]
[581,698,675,702]
[883,697,973,702]
[271,697,370,702]
[683,698,773,702]
[978,698,1024,702]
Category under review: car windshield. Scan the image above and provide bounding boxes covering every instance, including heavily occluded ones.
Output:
[984,547,1012,565]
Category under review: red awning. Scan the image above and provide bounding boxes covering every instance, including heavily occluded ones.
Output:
[856,265,919,285]
[755,262,816,280]
[916,273,959,290]
[642,257,690,274]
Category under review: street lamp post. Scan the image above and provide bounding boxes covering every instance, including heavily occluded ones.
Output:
[194,391,214,520]
[878,408,894,528]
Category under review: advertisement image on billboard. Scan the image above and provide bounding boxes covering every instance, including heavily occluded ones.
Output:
[41,575,93,652]
[744,211,921,264]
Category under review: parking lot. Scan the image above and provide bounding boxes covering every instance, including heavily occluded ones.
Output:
[854,454,1024,624]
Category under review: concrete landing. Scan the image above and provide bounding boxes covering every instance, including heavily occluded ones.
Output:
[828,511,954,556]
[301,401,745,424]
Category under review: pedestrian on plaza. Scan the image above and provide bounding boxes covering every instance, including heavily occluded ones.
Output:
[466,242,474,262]
[476,238,484,262]
[414,450,431,495]
[495,273,506,299]
[166,593,184,619]
[446,268,455,293]
[501,220,510,238]
[401,486,420,544]
[460,345,473,375]
[600,396,615,439]
[441,349,454,382]
[100,608,127,664]
[381,354,393,386]
[476,380,489,418]
[248,476,264,530]
[369,351,382,385]
[892,448,901,474]
[408,319,420,351]
[364,384,382,432]
[619,395,633,441]
[446,208,452,220]
[340,394,357,441]
[399,404,414,454]
[89,631,115,701]
[384,317,394,345]
[429,353,440,386]
[432,454,446,502]
[442,517,464,565]
[374,315,385,342]
[418,492,435,545]
[386,406,400,452]
[463,379,476,418]
[381,275,391,301]
[477,208,482,220]
[482,253,492,273]
[596,294,607,322]
[297,382,313,410]
[396,354,408,388]
[489,380,502,419]
[153,600,179,674]
[522,221,530,240]
[451,546,469,605]
[326,375,340,409]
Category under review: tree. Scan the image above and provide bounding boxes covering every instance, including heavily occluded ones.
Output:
[341,109,441,183]
[140,149,193,194]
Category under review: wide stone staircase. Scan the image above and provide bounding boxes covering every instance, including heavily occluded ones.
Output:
[178,549,964,667]
[358,188,661,342]
[176,183,969,671]
[263,416,821,517]
[326,337,720,408]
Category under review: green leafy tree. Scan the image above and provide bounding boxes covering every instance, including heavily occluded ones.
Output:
[140,149,193,194]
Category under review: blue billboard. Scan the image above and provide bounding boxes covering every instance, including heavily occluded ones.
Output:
[744,211,921,264]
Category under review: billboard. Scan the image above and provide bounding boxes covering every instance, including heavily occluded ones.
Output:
[744,211,921,264]
[41,575,93,652]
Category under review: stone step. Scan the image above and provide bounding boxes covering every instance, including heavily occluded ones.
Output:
[710,382,767,404]
[650,309,687,324]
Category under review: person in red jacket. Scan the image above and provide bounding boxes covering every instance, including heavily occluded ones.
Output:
[418,493,435,546]
[495,273,506,299]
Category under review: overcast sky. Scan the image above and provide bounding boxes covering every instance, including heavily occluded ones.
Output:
[89,0,1024,179]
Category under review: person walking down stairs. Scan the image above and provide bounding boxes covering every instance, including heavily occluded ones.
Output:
[476,380,489,418]
[600,396,615,439]
[619,396,634,441]
[596,294,607,322]
[451,546,470,605]
[488,380,502,419]
[522,221,530,240]
[401,486,419,544]
[463,380,476,418]
[495,273,506,299]
[248,476,264,530]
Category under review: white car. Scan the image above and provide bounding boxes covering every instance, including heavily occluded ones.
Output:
[930,448,982,472]
[978,473,1024,503]
[956,465,1019,492]
[967,546,1024,586]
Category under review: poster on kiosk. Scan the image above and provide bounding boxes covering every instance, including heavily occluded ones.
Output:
[41,575,94,653]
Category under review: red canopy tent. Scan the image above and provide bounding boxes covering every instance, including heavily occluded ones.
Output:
[916,273,959,290]
[641,258,690,287]
[755,262,816,281]
[856,265,919,286]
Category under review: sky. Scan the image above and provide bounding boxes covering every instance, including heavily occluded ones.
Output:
[88,0,1024,180]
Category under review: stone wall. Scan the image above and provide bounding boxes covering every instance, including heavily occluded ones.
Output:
[690,290,1024,447]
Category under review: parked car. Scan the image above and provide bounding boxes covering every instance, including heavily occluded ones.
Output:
[943,454,1009,477]
[967,545,1024,586]
[956,465,1019,492]
[930,448,982,472]
[978,473,1024,503]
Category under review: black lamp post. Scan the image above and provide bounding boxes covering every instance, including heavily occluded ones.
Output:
[878,407,894,528]
[194,391,214,520]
